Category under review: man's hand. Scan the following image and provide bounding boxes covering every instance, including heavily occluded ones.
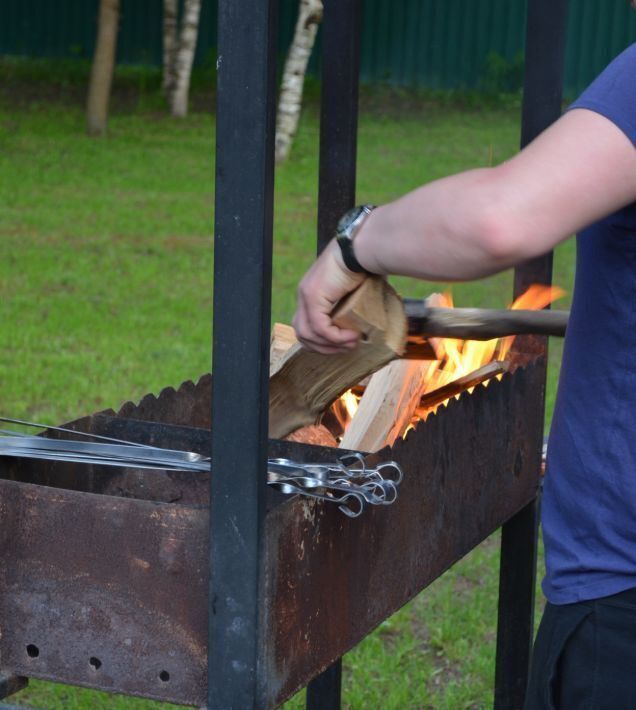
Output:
[292,240,366,354]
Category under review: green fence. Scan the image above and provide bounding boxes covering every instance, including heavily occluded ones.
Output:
[0,0,635,96]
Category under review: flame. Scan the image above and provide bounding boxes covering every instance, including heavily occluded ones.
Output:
[498,284,566,360]
[341,389,360,419]
[334,284,565,437]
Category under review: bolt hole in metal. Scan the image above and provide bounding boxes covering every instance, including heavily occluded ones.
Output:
[26,643,39,658]
[89,656,102,671]
[159,670,170,682]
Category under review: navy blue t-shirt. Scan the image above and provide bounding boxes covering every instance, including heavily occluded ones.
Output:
[543,43,636,604]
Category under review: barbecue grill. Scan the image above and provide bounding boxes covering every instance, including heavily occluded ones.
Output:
[0,1,569,708]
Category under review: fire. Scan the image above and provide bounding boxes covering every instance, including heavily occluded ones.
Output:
[336,284,565,436]
[498,284,566,360]
[341,389,360,420]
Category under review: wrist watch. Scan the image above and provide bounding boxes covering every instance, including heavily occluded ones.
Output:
[335,204,377,275]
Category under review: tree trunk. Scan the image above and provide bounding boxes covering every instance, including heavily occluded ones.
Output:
[86,0,120,137]
[169,0,202,118]
[162,0,179,97]
[275,0,323,163]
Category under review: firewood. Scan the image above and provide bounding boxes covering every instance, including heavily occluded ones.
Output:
[340,293,446,452]
[339,360,425,452]
[268,277,407,439]
[270,322,298,376]
[405,303,569,340]
[416,360,509,415]
[284,424,338,447]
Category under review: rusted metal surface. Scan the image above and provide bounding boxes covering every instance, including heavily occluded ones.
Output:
[0,673,27,701]
[0,360,542,707]
[115,373,213,429]
[0,479,208,706]
[262,360,544,706]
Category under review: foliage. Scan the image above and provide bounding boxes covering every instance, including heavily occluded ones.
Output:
[480,51,525,96]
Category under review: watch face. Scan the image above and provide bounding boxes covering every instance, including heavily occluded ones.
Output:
[336,206,365,237]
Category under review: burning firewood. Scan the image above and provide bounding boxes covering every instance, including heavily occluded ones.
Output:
[415,360,510,416]
[269,280,566,443]
[338,359,428,451]
[339,293,447,452]
[269,277,407,439]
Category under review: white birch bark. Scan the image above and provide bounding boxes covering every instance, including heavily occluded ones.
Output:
[86,0,120,136]
[162,0,179,97]
[169,0,202,118]
[275,0,323,163]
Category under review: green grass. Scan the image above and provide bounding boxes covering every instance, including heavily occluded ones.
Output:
[0,69,573,709]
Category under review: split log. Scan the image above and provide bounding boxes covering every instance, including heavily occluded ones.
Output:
[269,277,407,439]
[416,360,509,415]
[270,323,298,376]
[270,324,338,446]
[404,302,569,341]
[340,293,446,452]
[339,360,427,452]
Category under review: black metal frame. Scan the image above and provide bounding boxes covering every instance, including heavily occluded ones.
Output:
[208,1,279,707]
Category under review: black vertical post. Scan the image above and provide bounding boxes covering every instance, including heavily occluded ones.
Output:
[494,1,568,708]
[209,1,278,708]
[307,1,362,707]
[316,0,363,255]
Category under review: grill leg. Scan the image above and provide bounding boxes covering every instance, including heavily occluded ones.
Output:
[494,499,540,709]
[306,660,342,710]
[0,674,27,702]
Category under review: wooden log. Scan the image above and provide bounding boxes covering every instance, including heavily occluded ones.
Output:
[339,359,430,452]
[404,302,569,340]
[270,322,298,376]
[272,326,342,446]
[284,424,337,447]
[402,337,439,360]
[268,277,407,439]
[340,293,446,452]
[416,360,509,414]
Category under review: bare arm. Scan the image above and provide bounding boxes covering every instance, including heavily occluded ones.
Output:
[293,109,636,352]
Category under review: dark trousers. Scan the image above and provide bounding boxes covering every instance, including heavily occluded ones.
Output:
[525,587,636,710]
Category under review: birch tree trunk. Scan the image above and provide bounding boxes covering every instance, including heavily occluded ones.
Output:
[275,0,323,163]
[169,0,202,118]
[86,0,120,136]
[162,0,179,97]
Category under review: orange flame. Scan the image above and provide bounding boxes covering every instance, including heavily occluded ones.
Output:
[340,389,360,420]
[498,284,566,360]
[336,284,565,436]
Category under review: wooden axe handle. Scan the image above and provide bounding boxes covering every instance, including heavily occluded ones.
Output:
[404,301,569,341]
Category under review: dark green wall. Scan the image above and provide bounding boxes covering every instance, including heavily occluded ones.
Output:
[1,0,635,96]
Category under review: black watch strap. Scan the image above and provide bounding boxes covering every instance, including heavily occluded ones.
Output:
[337,233,371,273]
[335,204,376,275]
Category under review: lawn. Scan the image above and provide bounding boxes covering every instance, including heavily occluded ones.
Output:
[0,66,574,709]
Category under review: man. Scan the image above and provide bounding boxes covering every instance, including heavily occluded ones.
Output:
[293,45,636,708]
